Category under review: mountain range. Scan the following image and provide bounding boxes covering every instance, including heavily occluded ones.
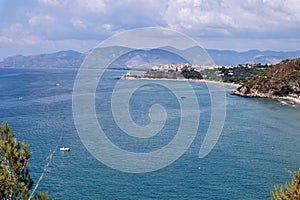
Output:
[0,50,84,68]
[1,46,300,69]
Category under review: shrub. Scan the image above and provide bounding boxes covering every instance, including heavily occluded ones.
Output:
[271,168,300,200]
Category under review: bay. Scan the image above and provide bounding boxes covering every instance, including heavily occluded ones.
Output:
[0,67,299,199]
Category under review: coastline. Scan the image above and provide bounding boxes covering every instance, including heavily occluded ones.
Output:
[121,76,300,105]
[232,90,300,105]
[120,76,241,88]
[278,96,300,105]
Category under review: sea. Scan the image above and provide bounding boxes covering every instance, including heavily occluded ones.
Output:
[0,67,299,199]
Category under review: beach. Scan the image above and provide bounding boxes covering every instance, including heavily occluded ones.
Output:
[120,76,242,88]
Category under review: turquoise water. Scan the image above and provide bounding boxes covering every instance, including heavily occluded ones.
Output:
[0,68,299,199]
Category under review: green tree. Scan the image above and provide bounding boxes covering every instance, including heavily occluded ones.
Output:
[32,192,52,200]
[0,121,52,200]
[271,168,300,200]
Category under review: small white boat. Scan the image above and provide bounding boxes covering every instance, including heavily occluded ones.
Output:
[60,147,70,151]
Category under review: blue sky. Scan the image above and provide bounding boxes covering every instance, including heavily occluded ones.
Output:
[0,0,300,59]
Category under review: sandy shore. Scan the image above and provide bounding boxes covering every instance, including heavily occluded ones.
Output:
[121,76,241,88]
[193,79,241,88]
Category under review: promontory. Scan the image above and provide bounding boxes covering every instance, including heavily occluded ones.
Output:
[232,58,300,104]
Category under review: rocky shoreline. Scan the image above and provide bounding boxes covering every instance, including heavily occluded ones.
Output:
[231,58,300,106]
[232,89,300,105]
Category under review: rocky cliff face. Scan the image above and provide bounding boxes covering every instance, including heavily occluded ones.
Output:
[233,58,300,99]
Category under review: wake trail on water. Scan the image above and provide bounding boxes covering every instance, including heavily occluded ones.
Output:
[29,126,64,199]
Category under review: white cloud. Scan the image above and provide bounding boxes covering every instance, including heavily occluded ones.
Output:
[28,15,55,26]
[24,0,167,40]
[38,0,61,7]
[0,23,40,45]
[1,0,300,59]
[164,0,300,38]
[3,0,300,41]
[165,0,237,37]
[82,0,107,13]
[70,18,86,30]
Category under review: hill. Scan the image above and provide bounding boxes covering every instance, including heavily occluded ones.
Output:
[0,50,84,68]
[206,49,300,65]
[109,47,190,69]
[233,58,300,103]
[1,47,300,68]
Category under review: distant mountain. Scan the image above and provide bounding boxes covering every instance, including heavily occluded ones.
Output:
[1,46,300,68]
[242,55,283,65]
[81,46,190,70]
[206,49,300,65]
[110,48,190,69]
[0,50,84,68]
[233,58,300,100]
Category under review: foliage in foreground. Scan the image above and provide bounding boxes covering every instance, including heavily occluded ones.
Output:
[271,168,300,200]
[0,121,52,200]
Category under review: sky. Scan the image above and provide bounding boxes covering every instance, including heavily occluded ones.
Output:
[0,0,300,59]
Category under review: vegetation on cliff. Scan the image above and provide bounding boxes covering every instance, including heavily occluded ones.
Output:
[233,58,300,99]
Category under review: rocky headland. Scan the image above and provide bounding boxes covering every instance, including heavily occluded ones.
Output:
[232,58,300,104]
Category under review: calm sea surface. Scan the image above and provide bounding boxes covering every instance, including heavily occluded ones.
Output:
[0,68,299,199]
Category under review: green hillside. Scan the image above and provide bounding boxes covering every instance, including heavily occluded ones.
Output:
[233,58,300,98]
